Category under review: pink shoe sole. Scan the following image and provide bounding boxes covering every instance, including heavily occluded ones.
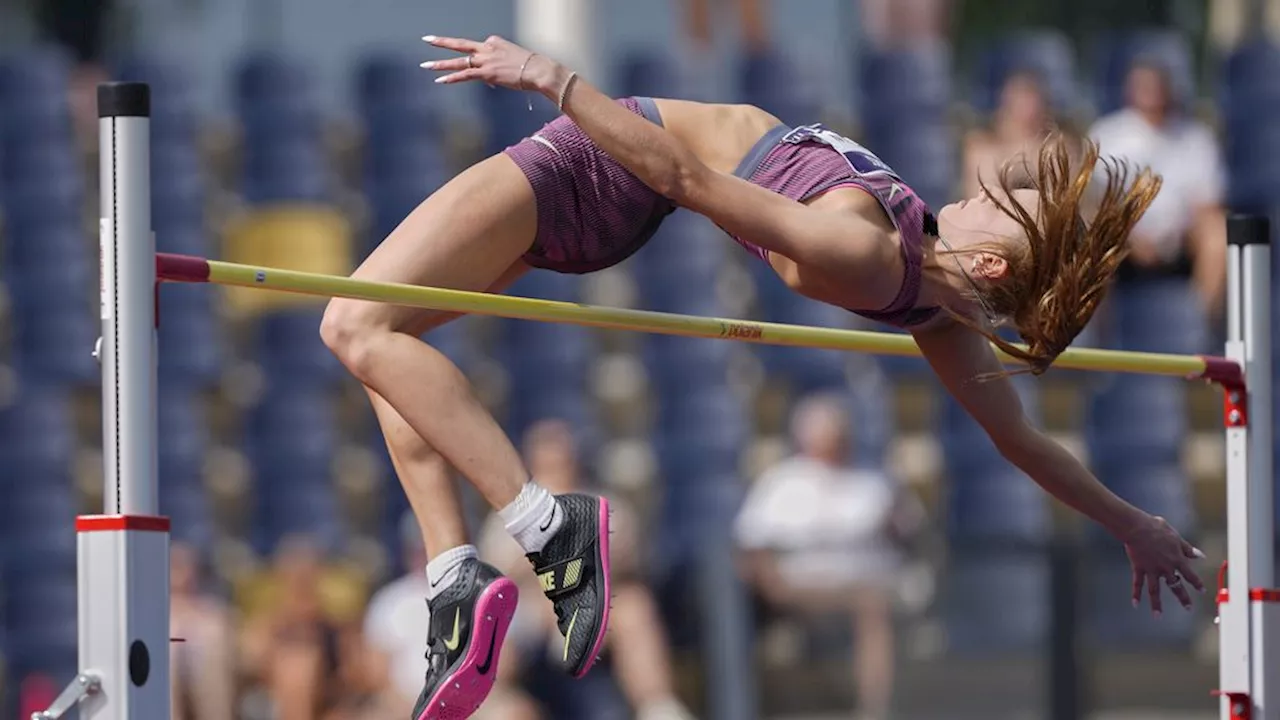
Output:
[417,578,519,720]
[573,497,612,679]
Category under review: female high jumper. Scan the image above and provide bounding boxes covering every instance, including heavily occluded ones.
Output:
[319,34,1207,719]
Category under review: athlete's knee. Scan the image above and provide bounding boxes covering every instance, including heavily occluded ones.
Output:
[320,297,386,380]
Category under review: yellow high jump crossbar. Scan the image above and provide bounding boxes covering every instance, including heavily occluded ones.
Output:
[155,252,1240,384]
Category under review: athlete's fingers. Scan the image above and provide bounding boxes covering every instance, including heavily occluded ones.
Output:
[422,35,483,54]
[421,57,472,72]
[434,69,487,85]
[1147,573,1163,616]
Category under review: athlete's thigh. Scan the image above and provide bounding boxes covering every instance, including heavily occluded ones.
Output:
[346,153,538,334]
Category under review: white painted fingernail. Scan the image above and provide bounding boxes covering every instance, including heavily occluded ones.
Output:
[423,35,437,42]
[420,61,435,69]
[434,76,447,84]
[1193,547,1206,559]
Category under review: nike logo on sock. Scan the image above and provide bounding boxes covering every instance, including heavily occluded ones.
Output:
[539,506,558,533]
[476,624,500,674]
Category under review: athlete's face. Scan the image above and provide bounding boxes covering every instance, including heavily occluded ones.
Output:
[937,187,1040,282]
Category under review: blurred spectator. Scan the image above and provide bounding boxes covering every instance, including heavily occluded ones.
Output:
[735,392,922,720]
[238,536,373,720]
[861,0,953,50]
[683,0,770,55]
[476,420,696,720]
[32,0,113,142]
[1089,58,1227,322]
[170,543,236,720]
[962,70,1056,199]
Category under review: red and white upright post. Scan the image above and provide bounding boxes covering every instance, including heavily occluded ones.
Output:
[1216,215,1279,720]
[35,81,170,720]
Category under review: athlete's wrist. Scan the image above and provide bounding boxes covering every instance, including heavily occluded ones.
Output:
[529,56,572,97]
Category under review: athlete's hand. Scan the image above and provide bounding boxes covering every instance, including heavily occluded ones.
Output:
[1118,513,1206,616]
[421,34,563,93]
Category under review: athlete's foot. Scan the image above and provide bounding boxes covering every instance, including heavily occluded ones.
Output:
[412,558,518,720]
[526,493,612,678]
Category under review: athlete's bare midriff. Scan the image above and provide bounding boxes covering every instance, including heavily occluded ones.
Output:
[652,98,895,231]
[651,98,904,306]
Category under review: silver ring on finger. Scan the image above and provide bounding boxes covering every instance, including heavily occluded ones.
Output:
[1168,573,1183,587]
[467,55,475,68]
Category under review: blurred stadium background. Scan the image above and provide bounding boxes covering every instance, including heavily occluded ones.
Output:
[0,0,1277,718]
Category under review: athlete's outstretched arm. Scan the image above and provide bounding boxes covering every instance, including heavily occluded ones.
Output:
[423,34,898,303]
[912,319,1205,614]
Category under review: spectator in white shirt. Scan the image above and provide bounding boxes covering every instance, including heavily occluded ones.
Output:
[1089,58,1227,324]
[736,392,922,720]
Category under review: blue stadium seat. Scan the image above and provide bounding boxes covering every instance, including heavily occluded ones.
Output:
[860,46,953,125]
[1095,464,1195,538]
[481,84,559,156]
[152,143,206,211]
[643,336,735,392]
[739,49,818,127]
[1,527,77,577]
[1225,123,1280,213]
[507,268,583,303]
[0,387,75,460]
[1092,29,1194,115]
[355,52,441,136]
[940,385,1049,542]
[114,52,200,140]
[1222,40,1280,135]
[154,223,210,258]
[0,490,77,551]
[10,310,97,384]
[506,390,594,445]
[0,46,73,142]
[972,30,1078,115]
[254,490,343,553]
[365,137,448,185]
[158,386,207,470]
[4,578,77,629]
[1087,376,1185,468]
[501,320,592,368]
[0,138,81,188]
[245,390,343,552]
[244,390,337,473]
[5,254,92,312]
[157,284,222,386]
[617,51,681,98]
[420,320,475,368]
[942,549,1048,655]
[251,309,342,389]
[241,138,332,204]
[235,52,315,109]
[1,223,86,270]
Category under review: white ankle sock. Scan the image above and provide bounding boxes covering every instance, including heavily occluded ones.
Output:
[424,544,478,601]
[498,481,563,555]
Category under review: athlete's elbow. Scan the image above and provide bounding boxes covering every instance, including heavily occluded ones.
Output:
[654,154,706,204]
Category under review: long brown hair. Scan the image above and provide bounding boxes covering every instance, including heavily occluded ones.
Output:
[950,132,1162,377]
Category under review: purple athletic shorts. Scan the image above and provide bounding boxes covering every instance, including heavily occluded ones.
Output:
[503,97,676,274]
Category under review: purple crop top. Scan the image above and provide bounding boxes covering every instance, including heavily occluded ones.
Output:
[729,123,940,328]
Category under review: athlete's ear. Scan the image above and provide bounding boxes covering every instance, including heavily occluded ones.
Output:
[971,251,1009,282]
